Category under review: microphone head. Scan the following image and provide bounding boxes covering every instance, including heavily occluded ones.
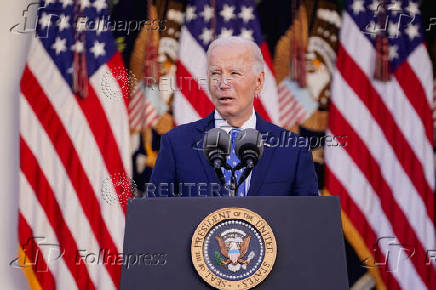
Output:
[203,128,231,167]
[235,128,264,167]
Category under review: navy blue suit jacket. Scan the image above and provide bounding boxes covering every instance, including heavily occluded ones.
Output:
[149,111,318,197]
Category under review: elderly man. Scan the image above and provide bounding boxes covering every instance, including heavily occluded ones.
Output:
[148,37,318,197]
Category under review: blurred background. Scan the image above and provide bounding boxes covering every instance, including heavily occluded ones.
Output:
[1,0,435,289]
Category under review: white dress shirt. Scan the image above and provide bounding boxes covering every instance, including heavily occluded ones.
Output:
[214,109,256,194]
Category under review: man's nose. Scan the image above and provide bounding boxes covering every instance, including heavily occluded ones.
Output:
[217,75,232,90]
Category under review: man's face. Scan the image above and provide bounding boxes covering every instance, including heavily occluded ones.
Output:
[208,44,264,120]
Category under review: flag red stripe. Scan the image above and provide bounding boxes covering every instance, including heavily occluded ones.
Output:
[107,53,130,110]
[279,105,297,123]
[329,104,436,288]
[129,95,145,124]
[20,138,95,290]
[130,97,147,130]
[18,213,56,290]
[295,110,307,123]
[145,101,154,113]
[78,82,129,213]
[253,97,272,122]
[260,42,274,75]
[145,108,157,119]
[279,96,292,108]
[130,87,142,100]
[279,100,295,116]
[20,67,121,286]
[128,90,144,113]
[278,96,290,107]
[394,62,433,144]
[290,106,304,124]
[131,113,144,131]
[145,110,158,127]
[280,99,298,120]
[176,61,214,118]
[324,167,402,290]
[278,90,293,106]
[130,112,143,129]
[282,102,303,126]
[337,44,435,220]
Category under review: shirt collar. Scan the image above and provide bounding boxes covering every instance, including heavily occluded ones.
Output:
[214,109,256,133]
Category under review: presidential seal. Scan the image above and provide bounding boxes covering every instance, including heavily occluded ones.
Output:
[191,208,277,289]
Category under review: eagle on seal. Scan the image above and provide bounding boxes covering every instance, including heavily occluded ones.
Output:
[215,235,251,266]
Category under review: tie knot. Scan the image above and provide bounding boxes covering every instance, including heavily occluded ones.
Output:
[230,128,241,140]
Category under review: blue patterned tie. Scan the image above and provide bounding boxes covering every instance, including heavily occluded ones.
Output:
[222,129,246,196]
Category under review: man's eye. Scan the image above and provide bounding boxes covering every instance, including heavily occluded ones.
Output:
[231,72,241,76]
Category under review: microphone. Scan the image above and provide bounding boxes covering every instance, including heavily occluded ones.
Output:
[235,128,264,168]
[203,128,231,187]
[234,128,264,188]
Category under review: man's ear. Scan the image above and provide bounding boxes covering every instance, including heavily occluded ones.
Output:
[254,71,265,96]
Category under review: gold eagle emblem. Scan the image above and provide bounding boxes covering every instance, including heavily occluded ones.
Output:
[215,235,251,266]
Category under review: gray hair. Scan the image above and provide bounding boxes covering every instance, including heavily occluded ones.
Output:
[206,36,265,74]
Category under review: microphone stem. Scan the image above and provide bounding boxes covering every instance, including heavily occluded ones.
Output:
[230,173,237,197]
[213,159,227,188]
[236,158,255,189]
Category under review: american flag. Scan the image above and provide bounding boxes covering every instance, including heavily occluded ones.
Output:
[19,0,131,289]
[433,79,436,129]
[129,82,160,131]
[128,2,163,132]
[325,0,435,289]
[278,79,311,129]
[174,0,279,125]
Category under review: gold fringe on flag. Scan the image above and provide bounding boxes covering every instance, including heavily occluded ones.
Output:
[129,0,160,89]
[290,0,308,88]
[72,0,88,99]
[374,35,391,81]
[373,1,391,81]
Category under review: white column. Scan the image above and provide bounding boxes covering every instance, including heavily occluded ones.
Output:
[0,0,34,289]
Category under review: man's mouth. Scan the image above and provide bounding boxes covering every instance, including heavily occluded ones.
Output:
[218,96,234,103]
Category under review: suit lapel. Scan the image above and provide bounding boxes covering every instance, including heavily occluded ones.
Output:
[247,113,276,196]
[193,112,229,196]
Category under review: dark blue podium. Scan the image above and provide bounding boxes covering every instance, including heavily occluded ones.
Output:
[120,196,348,289]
